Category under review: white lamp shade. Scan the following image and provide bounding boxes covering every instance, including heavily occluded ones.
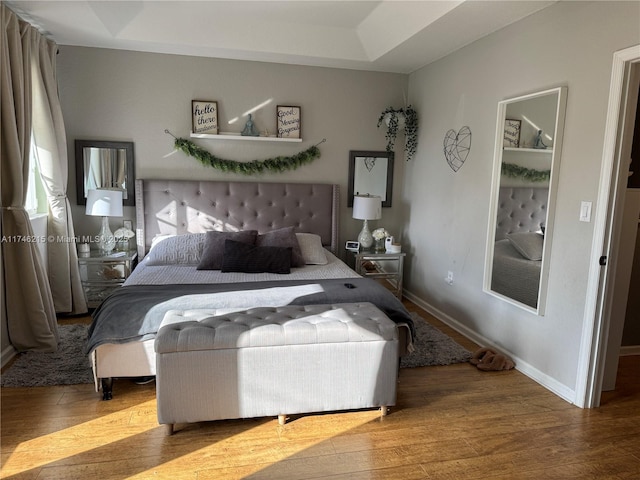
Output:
[86,189,123,217]
[352,195,381,220]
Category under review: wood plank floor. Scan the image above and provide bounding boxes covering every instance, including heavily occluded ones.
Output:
[2,301,639,479]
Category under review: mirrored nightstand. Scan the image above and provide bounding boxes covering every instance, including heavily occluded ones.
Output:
[78,250,137,308]
[345,249,406,299]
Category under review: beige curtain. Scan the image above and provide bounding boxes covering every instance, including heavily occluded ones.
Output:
[31,29,87,314]
[1,4,58,351]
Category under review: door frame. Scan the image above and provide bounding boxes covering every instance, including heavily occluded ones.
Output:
[576,44,640,408]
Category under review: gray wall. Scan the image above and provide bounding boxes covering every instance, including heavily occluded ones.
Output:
[58,48,409,251]
[10,1,637,402]
[404,1,639,400]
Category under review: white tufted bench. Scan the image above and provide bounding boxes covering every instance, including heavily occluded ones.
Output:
[155,303,399,434]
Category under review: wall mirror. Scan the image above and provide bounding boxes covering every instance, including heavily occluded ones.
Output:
[75,140,135,206]
[347,150,394,207]
[484,87,567,315]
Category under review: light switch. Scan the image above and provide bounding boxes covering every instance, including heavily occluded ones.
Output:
[580,201,592,222]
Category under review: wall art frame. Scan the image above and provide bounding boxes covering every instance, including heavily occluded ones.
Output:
[192,100,218,135]
[276,105,301,139]
[503,118,521,147]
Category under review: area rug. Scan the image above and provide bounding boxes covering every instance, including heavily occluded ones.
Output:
[1,324,93,387]
[1,315,470,387]
[400,313,472,368]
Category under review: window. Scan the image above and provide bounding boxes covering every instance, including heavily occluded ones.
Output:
[25,135,47,216]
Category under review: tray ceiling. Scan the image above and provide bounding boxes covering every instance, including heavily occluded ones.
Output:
[5,1,555,73]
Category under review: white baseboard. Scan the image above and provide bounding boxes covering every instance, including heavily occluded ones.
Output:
[1,344,17,369]
[620,345,640,356]
[403,289,576,405]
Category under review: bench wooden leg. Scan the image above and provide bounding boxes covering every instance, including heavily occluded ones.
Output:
[278,414,287,425]
[380,406,388,417]
[165,423,174,435]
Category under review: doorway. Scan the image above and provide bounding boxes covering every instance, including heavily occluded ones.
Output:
[601,64,640,391]
[576,45,640,409]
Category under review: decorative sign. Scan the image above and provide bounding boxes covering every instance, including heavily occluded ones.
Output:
[192,100,218,135]
[276,105,301,138]
[503,119,521,147]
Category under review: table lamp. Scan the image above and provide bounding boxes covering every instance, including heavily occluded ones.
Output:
[86,189,123,253]
[352,195,381,249]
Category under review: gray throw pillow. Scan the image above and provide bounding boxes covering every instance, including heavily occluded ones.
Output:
[507,232,544,261]
[221,239,292,274]
[295,233,328,265]
[256,226,304,267]
[196,230,258,270]
[145,233,207,265]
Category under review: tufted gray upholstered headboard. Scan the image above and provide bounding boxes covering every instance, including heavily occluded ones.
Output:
[495,187,548,241]
[135,179,339,259]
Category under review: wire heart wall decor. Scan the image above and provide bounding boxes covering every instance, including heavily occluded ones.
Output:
[364,157,376,172]
[443,126,472,172]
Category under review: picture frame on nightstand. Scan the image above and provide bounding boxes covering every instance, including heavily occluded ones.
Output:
[345,241,360,252]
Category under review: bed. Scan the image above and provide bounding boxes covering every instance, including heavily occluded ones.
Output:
[490,187,548,308]
[87,179,414,399]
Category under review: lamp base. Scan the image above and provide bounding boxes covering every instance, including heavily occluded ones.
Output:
[97,216,116,254]
[357,219,374,249]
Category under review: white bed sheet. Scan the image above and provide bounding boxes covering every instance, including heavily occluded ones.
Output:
[125,250,359,286]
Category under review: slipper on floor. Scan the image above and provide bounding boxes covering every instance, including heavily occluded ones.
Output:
[470,347,515,371]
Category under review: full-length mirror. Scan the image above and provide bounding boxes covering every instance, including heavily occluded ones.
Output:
[75,140,135,206]
[484,87,567,314]
[347,150,394,207]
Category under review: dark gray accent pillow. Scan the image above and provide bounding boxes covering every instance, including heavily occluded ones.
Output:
[196,230,258,270]
[256,226,304,267]
[221,240,292,274]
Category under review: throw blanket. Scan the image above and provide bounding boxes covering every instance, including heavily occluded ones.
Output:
[86,277,415,354]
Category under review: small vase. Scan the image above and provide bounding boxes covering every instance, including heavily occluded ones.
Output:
[374,238,385,252]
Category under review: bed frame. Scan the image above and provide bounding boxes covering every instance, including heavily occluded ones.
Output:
[91,179,340,398]
[495,187,548,240]
[134,179,339,258]
[491,186,549,308]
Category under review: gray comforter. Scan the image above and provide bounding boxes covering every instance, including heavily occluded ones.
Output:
[86,277,415,354]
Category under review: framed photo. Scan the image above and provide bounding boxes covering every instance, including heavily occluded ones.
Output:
[192,100,218,135]
[503,119,521,147]
[345,241,360,252]
[276,105,301,138]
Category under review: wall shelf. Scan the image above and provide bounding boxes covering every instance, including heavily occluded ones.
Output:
[190,132,302,143]
[504,147,553,153]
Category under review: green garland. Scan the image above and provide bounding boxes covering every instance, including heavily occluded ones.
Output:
[174,137,320,174]
[501,162,550,182]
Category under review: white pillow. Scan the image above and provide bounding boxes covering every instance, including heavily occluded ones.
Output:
[295,233,328,265]
[145,233,207,265]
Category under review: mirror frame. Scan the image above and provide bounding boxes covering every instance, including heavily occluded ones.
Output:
[75,140,135,206]
[483,87,567,315]
[347,150,394,208]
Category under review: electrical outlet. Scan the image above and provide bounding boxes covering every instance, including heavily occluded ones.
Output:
[446,271,454,285]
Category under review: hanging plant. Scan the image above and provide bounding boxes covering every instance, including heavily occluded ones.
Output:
[377,105,419,161]
[172,136,322,175]
[501,162,550,182]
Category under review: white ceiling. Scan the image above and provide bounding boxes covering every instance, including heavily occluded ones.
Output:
[5,0,555,73]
